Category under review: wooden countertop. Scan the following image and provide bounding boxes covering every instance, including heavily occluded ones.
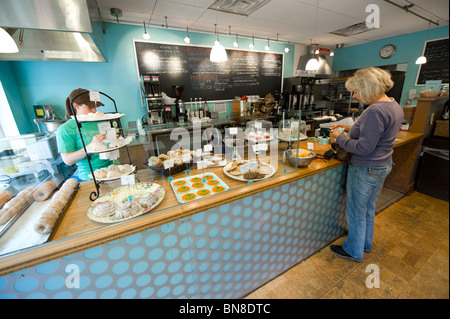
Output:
[0,131,424,276]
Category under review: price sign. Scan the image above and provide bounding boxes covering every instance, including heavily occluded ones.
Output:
[121,174,135,185]
[197,160,207,169]
[182,153,191,163]
[228,127,238,135]
[204,144,212,152]
[89,90,101,103]
[164,159,174,169]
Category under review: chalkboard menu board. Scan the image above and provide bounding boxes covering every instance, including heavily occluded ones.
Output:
[134,41,284,101]
[416,38,449,85]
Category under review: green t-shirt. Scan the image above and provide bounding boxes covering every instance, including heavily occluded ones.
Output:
[56,119,112,181]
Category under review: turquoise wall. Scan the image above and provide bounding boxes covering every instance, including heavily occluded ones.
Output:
[1,23,295,134]
[332,26,449,105]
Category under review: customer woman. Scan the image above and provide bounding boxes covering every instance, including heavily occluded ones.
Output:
[329,67,404,262]
[56,88,112,181]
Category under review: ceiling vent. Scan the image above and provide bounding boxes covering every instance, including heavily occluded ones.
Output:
[208,0,272,16]
[330,21,375,37]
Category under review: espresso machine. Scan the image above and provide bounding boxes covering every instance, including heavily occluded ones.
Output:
[142,74,163,124]
[172,85,187,122]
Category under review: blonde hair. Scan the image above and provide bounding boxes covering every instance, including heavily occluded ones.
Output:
[345,67,394,104]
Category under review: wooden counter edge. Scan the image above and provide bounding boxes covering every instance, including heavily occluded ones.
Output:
[0,131,423,276]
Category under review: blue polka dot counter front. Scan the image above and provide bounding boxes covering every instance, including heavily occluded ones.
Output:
[0,166,347,299]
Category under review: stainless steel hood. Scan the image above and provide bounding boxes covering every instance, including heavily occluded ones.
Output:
[296,47,332,78]
[0,0,106,62]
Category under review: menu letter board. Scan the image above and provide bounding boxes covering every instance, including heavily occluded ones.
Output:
[416,38,449,85]
[134,41,283,101]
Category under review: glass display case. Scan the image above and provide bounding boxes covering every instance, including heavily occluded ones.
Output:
[0,112,312,260]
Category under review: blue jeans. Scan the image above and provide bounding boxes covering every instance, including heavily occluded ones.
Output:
[343,162,393,261]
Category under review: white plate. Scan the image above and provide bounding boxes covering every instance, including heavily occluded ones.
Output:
[223,161,276,182]
[71,113,125,122]
[245,135,276,143]
[87,182,165,224]
[88,165,136,181]
[87,136,134,154]
[278,133,308,142]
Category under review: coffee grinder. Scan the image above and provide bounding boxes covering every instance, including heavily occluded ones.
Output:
[142,74,164,124]
[172,85,186,122]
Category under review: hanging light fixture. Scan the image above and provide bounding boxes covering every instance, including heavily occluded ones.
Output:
[0,27,19,53]
[285,41,290,53]
[143,21,150,39]
[249,36,255,49]
[184,27,190,43]
[305,41,320,70]
[330,51,334,56]
[416,22,430,65]
[233,33,239,48]
[210,24,227,63]
[265,37,270,51]
[306,0,320,71]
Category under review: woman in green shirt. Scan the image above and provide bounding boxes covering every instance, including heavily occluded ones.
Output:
[56,88,112,181]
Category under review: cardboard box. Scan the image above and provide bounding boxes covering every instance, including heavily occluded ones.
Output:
[434,120,449,137]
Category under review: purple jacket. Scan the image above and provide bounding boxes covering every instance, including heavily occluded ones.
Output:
[336,99,404,167]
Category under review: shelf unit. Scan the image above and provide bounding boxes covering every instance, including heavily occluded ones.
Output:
[69,91,134,200]
[328,78,363,115]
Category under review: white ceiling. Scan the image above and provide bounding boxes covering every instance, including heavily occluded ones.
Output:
[92,0,449,48]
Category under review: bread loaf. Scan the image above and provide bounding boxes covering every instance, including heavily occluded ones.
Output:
[0,191,12,209]
[33,178,79,235]
[0,186,35,225]
[33,181,57,201]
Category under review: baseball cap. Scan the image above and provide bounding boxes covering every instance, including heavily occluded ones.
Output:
[69,88,104,108]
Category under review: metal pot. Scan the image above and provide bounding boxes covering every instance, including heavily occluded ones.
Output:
[43,119,65,133]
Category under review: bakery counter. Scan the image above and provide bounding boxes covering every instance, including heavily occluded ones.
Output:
[0,138,342,276]
[0,131,423,299]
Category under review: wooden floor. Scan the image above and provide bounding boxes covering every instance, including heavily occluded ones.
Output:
[245,191,449,299]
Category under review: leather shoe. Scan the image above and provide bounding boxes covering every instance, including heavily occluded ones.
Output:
[330,245,362,262]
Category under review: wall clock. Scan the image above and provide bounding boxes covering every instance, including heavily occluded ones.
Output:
[380,44,396,59]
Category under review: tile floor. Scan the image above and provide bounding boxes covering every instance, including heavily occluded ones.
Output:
[244,191,449,299]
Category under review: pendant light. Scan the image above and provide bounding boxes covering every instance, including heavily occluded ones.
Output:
[143,21,150,39]
[233,33,239,48]
[265,37,270,51]
[285,41,290,53]
[306,0,320,71]
[249,36,255,49]
[0,27,19,53]
[184,27,190,43]
[210,24,227,63]
[416,22,430,65]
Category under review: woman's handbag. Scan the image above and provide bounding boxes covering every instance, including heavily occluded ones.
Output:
[331,142,352,162]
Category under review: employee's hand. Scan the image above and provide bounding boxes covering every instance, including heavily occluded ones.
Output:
[92,133,107,142]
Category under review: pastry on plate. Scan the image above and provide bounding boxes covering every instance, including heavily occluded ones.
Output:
[93,201,117,218]
[115,200,140,219]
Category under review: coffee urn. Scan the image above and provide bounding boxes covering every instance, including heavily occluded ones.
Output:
[172,85,187,122]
